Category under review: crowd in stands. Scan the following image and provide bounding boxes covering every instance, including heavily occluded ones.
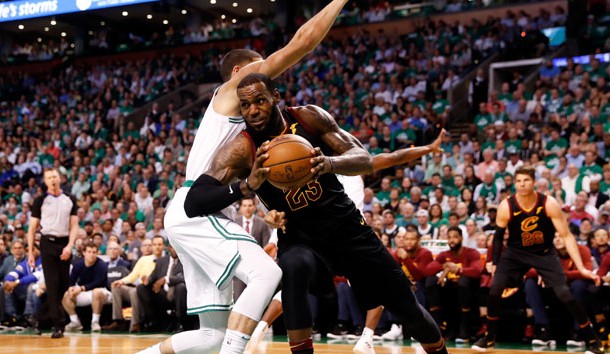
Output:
[0,0,610,349]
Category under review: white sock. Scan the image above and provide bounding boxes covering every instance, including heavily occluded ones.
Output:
[251,321,268,340]
[91,314,101,324]
[219,329,250,354]
[69,315,80,324]
[362,327,374,340]
[135,343,161,354]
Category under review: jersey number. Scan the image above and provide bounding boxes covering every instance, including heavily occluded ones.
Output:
[285,180,323,211]
[521,231,544,247]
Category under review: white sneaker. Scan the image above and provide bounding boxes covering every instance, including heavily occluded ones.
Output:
[244,322,269,354]
[64,321,83,332]
[353,336,376,354]
[531,338,556,347]
[381,324,403,341]
[566,339,585,347]
[90,322,101,332]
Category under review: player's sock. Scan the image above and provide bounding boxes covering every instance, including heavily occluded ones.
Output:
[251,320,268,341]
[361,327,374,340]
[91,314,101,324]
[289,337,313,354]
[135,343,161,354]
[421,338,447,353]
[219,329,250,354]
[69,315,80,324]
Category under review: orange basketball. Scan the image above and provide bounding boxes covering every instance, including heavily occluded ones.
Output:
[262,134,315,190]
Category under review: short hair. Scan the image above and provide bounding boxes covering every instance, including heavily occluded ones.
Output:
[84,242,98,252]
[43,167,60,175]
[448,226,463,237]
[219,49,262,82]
[237,73,277,93]
[514,166,536,180]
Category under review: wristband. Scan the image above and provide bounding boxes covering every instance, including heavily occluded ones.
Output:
[244,178,255,192]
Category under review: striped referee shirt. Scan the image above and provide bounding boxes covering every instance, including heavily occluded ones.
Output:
[31,192,78,237]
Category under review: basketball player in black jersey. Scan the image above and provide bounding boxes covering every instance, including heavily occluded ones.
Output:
[184,73,448,354]
[472,166,603,354]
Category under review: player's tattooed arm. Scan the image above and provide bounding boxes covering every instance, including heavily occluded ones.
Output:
[298,105,373,177]
[184,136,256,217]
[207,135,254,184]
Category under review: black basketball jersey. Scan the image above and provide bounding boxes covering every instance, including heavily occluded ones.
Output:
[243,107,360,242]
[506,192,555,254]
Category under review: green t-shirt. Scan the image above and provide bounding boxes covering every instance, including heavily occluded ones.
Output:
[392,128,416,144]
[475,113,492,131]
[505,139,522,154]
[376,191,390,206]
[432,99,449,114]
[544,155,560,170]
[580,164,603,178]
[478,183,498,202]
[546,138,568,155]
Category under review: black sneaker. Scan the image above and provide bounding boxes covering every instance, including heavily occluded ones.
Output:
[531,326,556,347]
[51,328,64,339]
[472,334,495,352]
[346,325,364,340]
[327,323,348,339]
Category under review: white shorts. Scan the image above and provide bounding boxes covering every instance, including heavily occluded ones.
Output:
[165,187,258,315]
[75,288,112,307]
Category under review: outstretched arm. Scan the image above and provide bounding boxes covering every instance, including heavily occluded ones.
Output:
[243,0,348,80]
[373,129,445,171]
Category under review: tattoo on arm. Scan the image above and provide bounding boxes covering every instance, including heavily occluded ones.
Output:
[206,136,252,183]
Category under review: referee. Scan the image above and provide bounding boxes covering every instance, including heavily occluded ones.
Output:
[27,167,78,338]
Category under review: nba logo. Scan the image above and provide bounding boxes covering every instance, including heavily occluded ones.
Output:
[76,0,92,11]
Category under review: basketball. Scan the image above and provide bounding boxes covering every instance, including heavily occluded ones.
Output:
[262,134,315,190]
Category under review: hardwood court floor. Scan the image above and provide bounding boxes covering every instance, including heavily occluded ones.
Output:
[0,333,597,354]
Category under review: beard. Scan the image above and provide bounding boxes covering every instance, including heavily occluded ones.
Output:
[449,242,462,252]
[249,107,282,135]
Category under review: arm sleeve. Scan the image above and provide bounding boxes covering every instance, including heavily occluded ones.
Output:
[492,227,506,265]
[184,174,244,217]
[31,196,44,219]
[69,195,78,215]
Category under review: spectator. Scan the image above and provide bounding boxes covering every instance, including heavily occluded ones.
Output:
[425,226,482,342]
[103,235,164,333]
[137,244,186,332]
[62,242,111,332]
[3,242,42,328]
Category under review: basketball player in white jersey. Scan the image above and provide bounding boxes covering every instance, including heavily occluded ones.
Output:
[247,130,446,354]
[136,2,350,353]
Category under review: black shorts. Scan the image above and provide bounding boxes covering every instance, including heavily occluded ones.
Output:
[493,247,567,289]
[279,211,416,316]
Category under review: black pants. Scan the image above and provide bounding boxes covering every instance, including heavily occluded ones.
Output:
[137,283,187,327]
[41,236,71,329]
[279,218,443,345]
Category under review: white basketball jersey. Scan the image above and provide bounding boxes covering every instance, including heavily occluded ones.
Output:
[337,174,365,213]
[185,88,245,181]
